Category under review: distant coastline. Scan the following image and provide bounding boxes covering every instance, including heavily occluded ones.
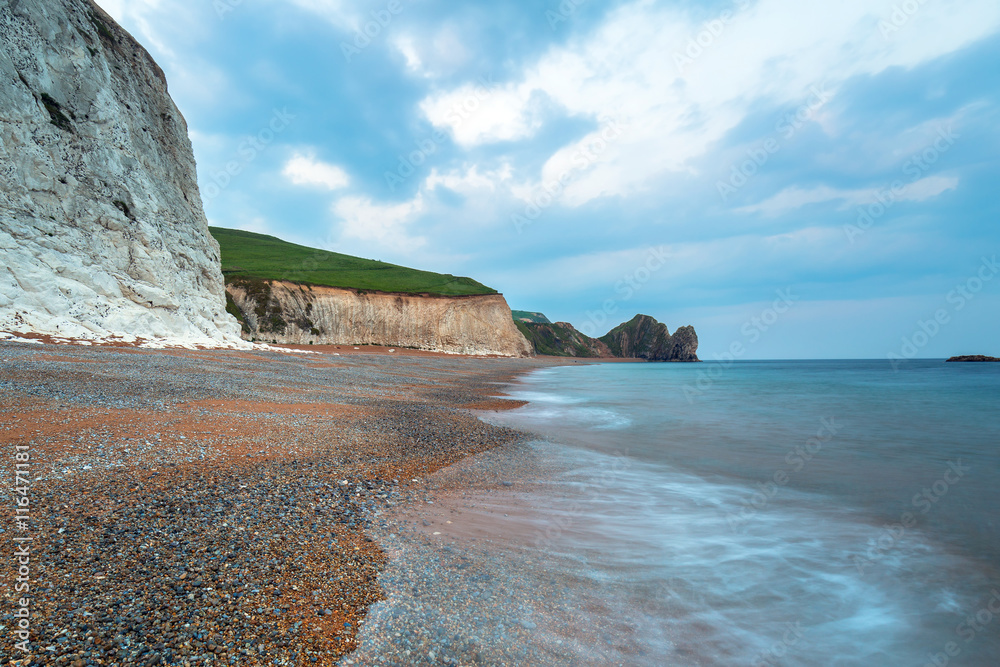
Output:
[946,355,1000,362]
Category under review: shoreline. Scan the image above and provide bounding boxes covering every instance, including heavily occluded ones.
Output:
[0,331,681,363]
[0,341,554,666]
[345,366,674,666]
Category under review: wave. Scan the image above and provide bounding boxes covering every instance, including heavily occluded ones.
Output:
[488,443,991,665]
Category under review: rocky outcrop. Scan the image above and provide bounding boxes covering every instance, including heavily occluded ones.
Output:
[946,355,999,362]
[0,0,243,346]
[600,315,699,361]
[227,280,533,357]
[514,313,699,361]
[665,325,700,362]
[514,320,613,358]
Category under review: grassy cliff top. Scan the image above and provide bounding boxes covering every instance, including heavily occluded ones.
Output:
[210,227,498,296]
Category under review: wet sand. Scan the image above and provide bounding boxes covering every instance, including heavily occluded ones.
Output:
[345,439,656,667]
[0,341,562,666]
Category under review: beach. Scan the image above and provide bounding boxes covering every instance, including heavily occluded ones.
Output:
[5,347,999,667]
[0,342,550,666]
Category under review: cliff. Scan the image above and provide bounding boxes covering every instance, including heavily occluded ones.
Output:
[0,0,243,346]
[228,279,534,357]
[514,320,613,358]
[516,313,699,361]
[600,315,700,362]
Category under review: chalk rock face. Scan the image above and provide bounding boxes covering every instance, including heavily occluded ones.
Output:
[227,280,534,357]
[0,0,243,346]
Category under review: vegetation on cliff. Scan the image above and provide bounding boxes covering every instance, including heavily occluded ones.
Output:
[211,227,498,297]
[514,321,612,358]
[515,313,700,361]
[599,314,700,362]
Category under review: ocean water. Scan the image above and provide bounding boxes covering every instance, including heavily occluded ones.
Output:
[352,360,1000,666]
[472,360,1000,666]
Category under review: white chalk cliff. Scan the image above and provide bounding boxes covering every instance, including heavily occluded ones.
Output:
[0,0,244,346]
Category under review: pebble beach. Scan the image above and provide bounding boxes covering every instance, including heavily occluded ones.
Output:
[0,342,552,666]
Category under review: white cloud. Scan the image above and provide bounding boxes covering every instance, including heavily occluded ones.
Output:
[425,164,513,196]
[395,36,424,72]
[419,0,1000,207]
[283,153,351,191]
[901,175,961,200]
[419,80,541,146]
[738,175,959,216]
[392,25,470,78]
[333,195,426,253]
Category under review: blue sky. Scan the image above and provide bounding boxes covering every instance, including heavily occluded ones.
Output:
[96,0,1000,359]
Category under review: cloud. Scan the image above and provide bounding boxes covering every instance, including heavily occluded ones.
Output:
[395,36,423,72]
[393,25,470,78]
[333,195,426,253]
[419,0,1000,207]
[93,0,1000,359]
[418,79,541,147]
[283,153,351,190]
[425,164,513,196]
[738,175,960,216]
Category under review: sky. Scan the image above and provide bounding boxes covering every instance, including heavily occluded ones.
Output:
[95,0,1000,360]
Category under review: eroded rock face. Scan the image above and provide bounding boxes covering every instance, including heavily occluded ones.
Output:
[666,325,700,362]
[227,281,534,357]
[599,314,700,361]
[0,0,243,346]
[513,313,699,360]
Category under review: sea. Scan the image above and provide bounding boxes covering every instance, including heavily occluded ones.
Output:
[353,360,1000,666]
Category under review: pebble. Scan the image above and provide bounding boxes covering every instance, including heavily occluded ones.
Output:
[0,341,540,666]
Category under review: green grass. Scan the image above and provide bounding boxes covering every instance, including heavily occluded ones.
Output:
[210,227,498,296]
